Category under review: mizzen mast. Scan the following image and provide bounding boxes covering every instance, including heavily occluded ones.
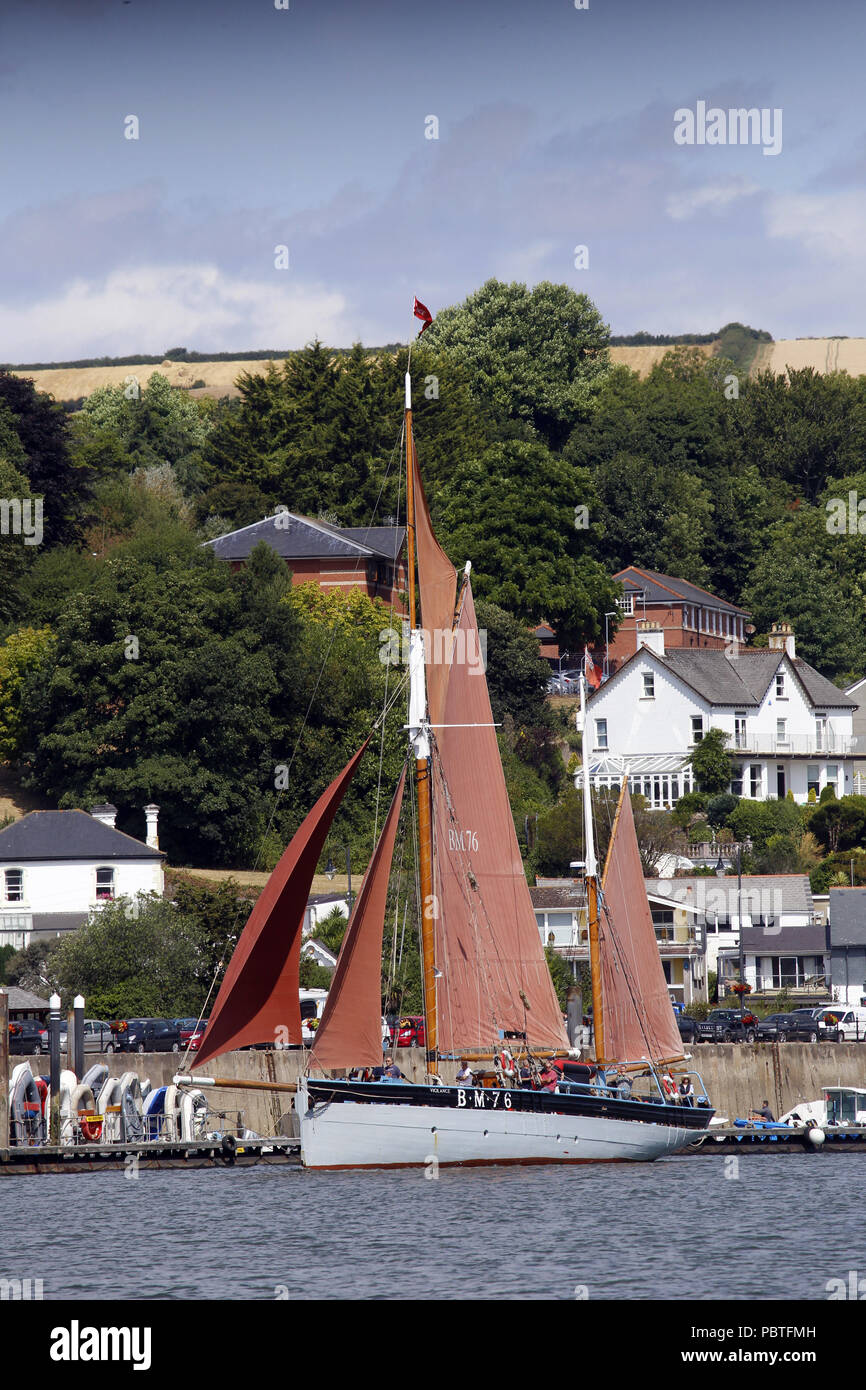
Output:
[405,371,438,1066]
[580,671,605,1066]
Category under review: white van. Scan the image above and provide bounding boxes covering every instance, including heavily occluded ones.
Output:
[299,988,328,1045]
[817,1006,866,1042]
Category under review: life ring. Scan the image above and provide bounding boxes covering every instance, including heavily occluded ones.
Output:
[79,1113,103,1142]
[498,1049,515,1077]
[221,1133,237,1164]
[661,1075,678,1102]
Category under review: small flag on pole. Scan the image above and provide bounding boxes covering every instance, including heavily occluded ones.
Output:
[413,297,433,336]
[583,646,601,690]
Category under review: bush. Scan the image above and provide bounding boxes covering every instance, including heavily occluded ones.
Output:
[819,784,837,803]
[706,793,738,828]
[672,791,708,829]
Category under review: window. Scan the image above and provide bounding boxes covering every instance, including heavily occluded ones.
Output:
[749,765,762,798]
[815,716,827,752]
[96,867,115,901]
[807,765,820,797]
[827,764,838,791]
[4,869,23,902]
[619,593,634,616]
[691,716,703,743]
[730,765,743,797]
[776,718,788,744]
[642,672,655,699]
[776,673,786,698]
[734,714,747,750]
[595,719,608,750]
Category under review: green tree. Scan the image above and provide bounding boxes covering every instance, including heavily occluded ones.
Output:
[688,728,733,794]
[0,373,80,545]
[425,279,611,448]
[437,440,618,646]
[0,627,55,760]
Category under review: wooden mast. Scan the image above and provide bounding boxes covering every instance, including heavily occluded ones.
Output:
[405,375,437,1064]
[580,672,605,1066]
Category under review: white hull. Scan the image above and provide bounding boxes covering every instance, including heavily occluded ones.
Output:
[296,1080,697,1168]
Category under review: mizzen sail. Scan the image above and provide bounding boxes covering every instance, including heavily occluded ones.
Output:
[598,783,685,1066]
[431,583,569,1053]
[309,768,407,1071]
[193,740,369,1069]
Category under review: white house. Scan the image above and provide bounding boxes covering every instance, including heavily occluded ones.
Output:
[0,805,165,950]
[646,873,825,999]
[577,622,855,808]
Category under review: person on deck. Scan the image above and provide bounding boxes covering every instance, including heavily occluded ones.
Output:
[539,1063,559,1093]
[749,1100,775,1121]
[678,1076,695,1106]
[456,1059,474,1086]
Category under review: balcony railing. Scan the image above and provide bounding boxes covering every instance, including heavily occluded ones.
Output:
[730,734,854,757]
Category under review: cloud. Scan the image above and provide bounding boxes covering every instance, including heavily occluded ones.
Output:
[765,191,866,263]
[0,264,351,360]
[666,179,761,221]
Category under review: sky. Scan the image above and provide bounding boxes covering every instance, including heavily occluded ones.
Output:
[1,0,864,360]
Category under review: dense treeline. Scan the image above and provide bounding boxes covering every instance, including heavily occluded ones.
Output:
[2,279,866,873]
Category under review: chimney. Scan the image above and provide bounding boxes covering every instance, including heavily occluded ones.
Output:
[144,804,160,850]
[769,621,795,659]
[90,803,117,829]
[637,620,665,656]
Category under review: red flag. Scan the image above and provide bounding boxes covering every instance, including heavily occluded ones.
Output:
[584,646,601,690]
[413,297,433,336]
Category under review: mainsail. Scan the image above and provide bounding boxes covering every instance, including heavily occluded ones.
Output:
[193,740,369,1070]
[598,784,685,1066]
[426,584,569,1054]
[309,769,407,1071]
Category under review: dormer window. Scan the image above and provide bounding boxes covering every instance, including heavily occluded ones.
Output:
[642,672,655,698]
[96,867,115,901]
[619,593,635,616]
[4,868,23,903]
[776,673,786,698]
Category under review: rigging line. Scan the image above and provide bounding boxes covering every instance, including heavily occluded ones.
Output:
[597,886,672,1062]
[431,739,516,1049]
[373,426,406,847]
[248,414,407,873]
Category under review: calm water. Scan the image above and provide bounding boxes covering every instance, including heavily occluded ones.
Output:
[3,1152,865,1300]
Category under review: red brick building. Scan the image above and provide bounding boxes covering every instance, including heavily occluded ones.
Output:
[601,567,751,676]
[206,512,407,609]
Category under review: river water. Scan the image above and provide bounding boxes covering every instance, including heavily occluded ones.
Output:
[3,1150,865,1301]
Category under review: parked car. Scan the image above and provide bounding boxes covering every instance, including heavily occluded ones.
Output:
[108,1018,182,1053]
[185,1019,209,1051]
[695,1009,758,1043]
[390,1016,426,1048]
[815,1006,866,1042]
[8,1018,48,1054]
[677,1014,702,1044]
[789,1007,839,1040]
[174,1018,210,1047]
[59,1019,114,1053]
[755,1012,820,1042]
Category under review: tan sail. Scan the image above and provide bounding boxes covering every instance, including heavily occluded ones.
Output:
[431,583,569,1053]
[599,783,685,1066]
[310,769,407,1071]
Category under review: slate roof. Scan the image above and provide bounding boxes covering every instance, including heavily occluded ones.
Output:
[0,811,164,862]
[205,512,406,564]
[2,986,51,1012]
[31,911,90,934]
[829,888,866,947]
[645,875,814,917]
[615,567,750,616]
[530,884,586,911]
[611,647,856,710]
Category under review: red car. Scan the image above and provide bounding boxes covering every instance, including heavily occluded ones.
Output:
[391,1016,426,1049]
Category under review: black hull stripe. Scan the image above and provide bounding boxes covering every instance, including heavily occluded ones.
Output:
[306,1081,714,1131]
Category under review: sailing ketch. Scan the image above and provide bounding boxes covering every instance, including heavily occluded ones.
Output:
[193,357,714,1167]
